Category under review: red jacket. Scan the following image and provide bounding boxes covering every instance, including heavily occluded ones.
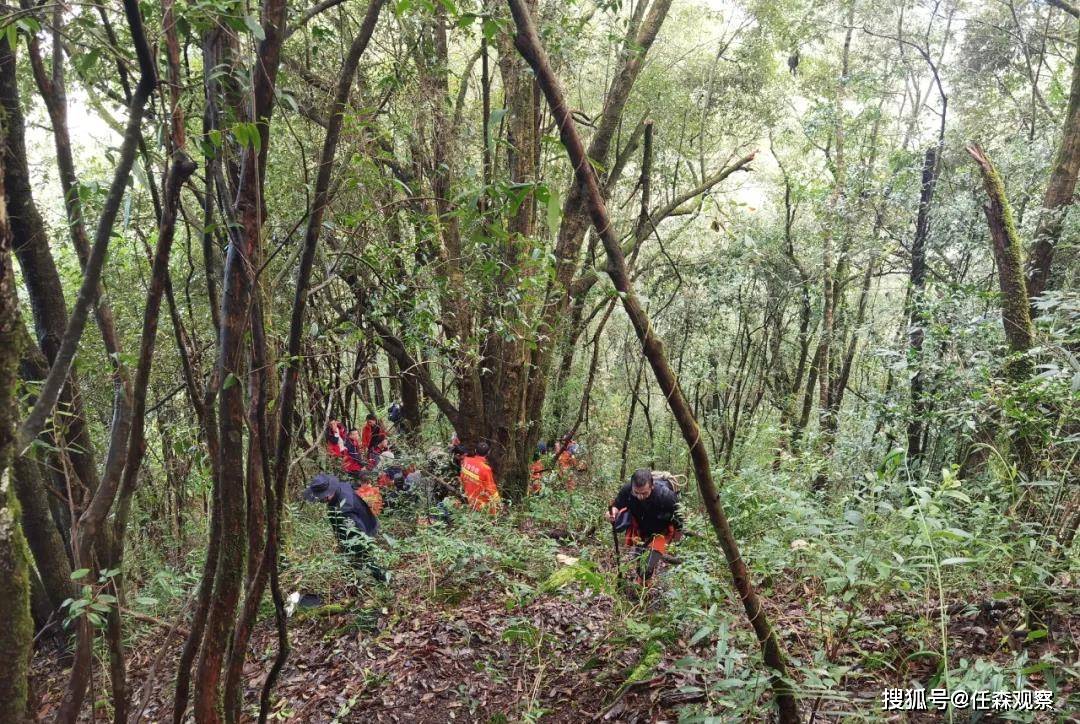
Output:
[325,427,346,459]
[459,454,500,513]
[361,421,382,452]
[342,438,364,474]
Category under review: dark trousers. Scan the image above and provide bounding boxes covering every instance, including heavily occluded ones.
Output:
[329,513,385,581]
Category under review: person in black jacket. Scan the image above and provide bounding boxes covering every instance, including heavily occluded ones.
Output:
[303,473,387,582]
[607,468,683,583]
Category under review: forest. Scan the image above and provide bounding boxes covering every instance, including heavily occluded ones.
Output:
[0,0,1077,720]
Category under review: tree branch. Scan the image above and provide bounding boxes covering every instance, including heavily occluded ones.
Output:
[1047,0,1080,19]
[571,150,756,295]
[369,320,459,423]
[17,0,155,453]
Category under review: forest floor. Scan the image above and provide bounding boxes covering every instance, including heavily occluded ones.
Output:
[28,473,1080,722]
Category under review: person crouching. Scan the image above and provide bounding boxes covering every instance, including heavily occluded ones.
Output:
[303,473,387,582]
[606,468,683,584]
[459,441,500,514]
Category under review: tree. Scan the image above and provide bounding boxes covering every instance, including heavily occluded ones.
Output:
[966,142,1036,474]
[1027,19,1080,305]
[0,73,33,723]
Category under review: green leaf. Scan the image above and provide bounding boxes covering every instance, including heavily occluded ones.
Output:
[688,625,712,647]
[244,14,265,42]
[938,557,976,566]
[545,186,561,237]
[487,108,507,149]
[1021,661,1053,674]
[222,372,239,390]
[1025,629,1048,642]
[941,489,971,503]
[71,568,91,581]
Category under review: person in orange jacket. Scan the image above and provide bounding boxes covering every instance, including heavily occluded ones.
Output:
[459,441,500,514]
[528,441,549,494]
[606,469,683,583]
[554,435,577,491]
[529,453,544,494]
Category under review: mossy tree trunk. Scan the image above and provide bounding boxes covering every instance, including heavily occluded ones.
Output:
[0,85,34,724]
[1027,19,1080,305]
[966,142,1036,474]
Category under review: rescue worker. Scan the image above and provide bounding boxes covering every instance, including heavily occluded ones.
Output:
[529,451,544,494]
[342,429,365,478]
[554,434,578,491]
[388,401,403,425]
[326,419,347,458]
[459,441,500,514]
[368,426,390,468]
[529,441,550,494]
[360,413,383,457]
[302,473,387,582]
[606,468,683,583]
[449,432,466,474]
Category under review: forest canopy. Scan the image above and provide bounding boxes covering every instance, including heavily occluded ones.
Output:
[0,0,1077,720]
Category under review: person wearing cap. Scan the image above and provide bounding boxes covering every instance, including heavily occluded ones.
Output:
[459,441,500,514]
[606,468,683,583]
[302,473,387,582]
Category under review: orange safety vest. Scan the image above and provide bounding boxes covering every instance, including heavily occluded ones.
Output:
[556,450,576,491]
[459,454,500,513]
[529,460,544,494]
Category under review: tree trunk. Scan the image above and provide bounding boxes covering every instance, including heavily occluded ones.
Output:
[793,344,820,452]
[15,0,155,456]
[13,453,73,617]
[246,7,384,719]
[0,42,101,503]
[966,143,1036,473]
[0,92,34,723]
[907,146,940,464]
[1027,20,1080,304]
[521,0,674,466]
[619,358,646,483]
[813,13,853,491]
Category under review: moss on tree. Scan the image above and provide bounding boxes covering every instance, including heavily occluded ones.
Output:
[0,104,33,722]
